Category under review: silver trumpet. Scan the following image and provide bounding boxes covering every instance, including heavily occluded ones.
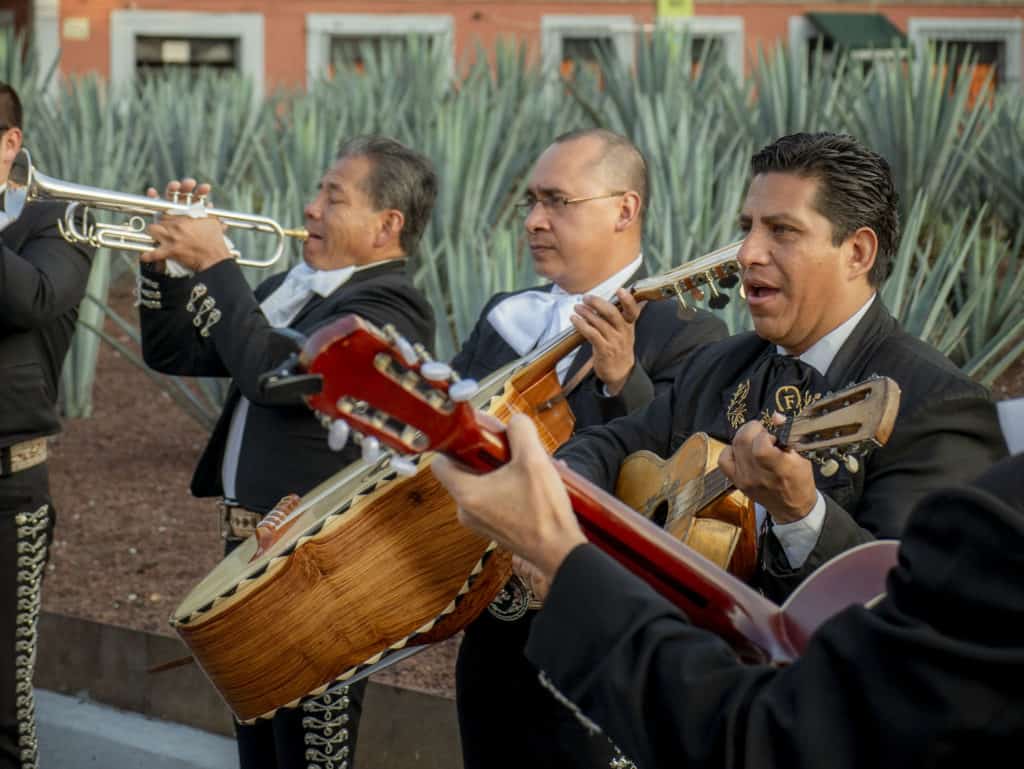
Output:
[5,149,307,268]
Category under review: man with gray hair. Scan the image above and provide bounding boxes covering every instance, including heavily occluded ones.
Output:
[138,136,438,769]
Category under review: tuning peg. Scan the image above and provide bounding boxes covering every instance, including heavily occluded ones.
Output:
[361,436,382,464]
[820,457,840,477]
[843,454,860,474]
[708,292,730,310]
[395,336,418,367]
[449,379,479,402]
[738,283,747,300]
[421,361,453,382]
[671,284,689,313]
[389,455,419,477]
[327,420,351,452]
[718,273,739,289]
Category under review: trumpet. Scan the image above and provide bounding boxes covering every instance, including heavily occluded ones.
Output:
[6,149,307,269]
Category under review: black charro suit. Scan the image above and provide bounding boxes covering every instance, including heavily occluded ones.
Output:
[557,298,1008,602]
[1,200,93,769]
[140,258,434,513]
[450,265,729,769]
[526,454,1024,769]
[139,257,433,769]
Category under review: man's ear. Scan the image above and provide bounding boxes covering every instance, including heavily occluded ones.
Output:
[375,210,405,248]
[0,127,23,178]
[846,226,877,283]
[614,191,642,232]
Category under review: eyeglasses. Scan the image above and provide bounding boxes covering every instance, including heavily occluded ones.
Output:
[514,191,626,216]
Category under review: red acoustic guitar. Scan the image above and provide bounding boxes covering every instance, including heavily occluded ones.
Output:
[299,315,901,665]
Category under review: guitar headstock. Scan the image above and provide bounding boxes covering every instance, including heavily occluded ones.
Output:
[297,315,505,473]
[631,241,743,311]
[784,377,901,476]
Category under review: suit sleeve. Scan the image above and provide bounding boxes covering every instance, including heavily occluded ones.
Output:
[0,209,93,331]
[138,265,234,378]
[595,309,728,421]
[759,388,1007,600]
[526,459,1024,769]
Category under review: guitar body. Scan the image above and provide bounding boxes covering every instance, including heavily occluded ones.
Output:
[171,356,575,722]
[616,433,758,581]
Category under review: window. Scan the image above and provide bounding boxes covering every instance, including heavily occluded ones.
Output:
[135,36,239,78]
[110,11,264,93]
[306,14,454,82]
[541,15,635,80]
[909,18,1023,93]
[657,17,745,78]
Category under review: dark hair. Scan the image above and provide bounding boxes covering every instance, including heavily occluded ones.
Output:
[750,132,900,285]
[336,136,438,257]
[0,81,23,131]
[552,127,649,220]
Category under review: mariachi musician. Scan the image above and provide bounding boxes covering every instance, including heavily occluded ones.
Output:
[0,82,95,769]
[556,131,1007,602]
[450,128,728,769]
[138,136,437,769]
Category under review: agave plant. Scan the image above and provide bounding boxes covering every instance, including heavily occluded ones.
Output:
[971,90,1024,232]
[719,42,850,152]
[840,44,996,223]
[138,68,266,190]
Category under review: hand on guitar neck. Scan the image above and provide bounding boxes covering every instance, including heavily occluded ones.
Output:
[719,412,818,524]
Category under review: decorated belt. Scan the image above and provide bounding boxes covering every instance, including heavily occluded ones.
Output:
[219,500,264,540]
[0,438,47,477]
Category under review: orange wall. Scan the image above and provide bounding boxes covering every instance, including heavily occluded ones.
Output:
[50,1,1024,90]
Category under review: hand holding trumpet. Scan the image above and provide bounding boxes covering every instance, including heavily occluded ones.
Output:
[142,178,232,274]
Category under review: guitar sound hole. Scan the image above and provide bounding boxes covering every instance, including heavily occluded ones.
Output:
[651,501,669,528]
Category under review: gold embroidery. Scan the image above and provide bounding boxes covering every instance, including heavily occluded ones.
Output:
[773,387,822,416]
[726,380,750,429]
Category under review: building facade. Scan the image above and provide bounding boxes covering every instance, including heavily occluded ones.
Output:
[5,1,1022,92]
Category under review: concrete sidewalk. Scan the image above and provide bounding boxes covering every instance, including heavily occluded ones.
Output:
[36,688,238,769]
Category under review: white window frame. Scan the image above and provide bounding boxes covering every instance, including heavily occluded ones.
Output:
[657,16,745,78]
[305,14,455,83]
[540,15,636,77]
[908,17,1022,91]
[110,10,265,95]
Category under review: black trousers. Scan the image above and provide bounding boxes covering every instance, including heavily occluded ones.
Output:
[0,464,53,769]
[224,536,368,769]
[456,609,619,769]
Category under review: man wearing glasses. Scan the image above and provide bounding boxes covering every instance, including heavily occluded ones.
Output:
[449,128,727,769]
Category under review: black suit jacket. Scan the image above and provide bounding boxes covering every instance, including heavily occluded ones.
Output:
[0,200,94,448]
[450,268,729,429]
[526,454,1024,769]
[557,298,1007,600]
[140,258,434,512]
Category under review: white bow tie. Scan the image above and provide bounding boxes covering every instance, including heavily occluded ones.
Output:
[487,288,582,358]
[261,263,355,328]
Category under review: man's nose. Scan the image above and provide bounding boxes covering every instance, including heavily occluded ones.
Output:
[304,197,321,220]
[737,232,767,268]
[524,201,548,232]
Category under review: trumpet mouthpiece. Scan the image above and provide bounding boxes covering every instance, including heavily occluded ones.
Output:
[284,227,309,242]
